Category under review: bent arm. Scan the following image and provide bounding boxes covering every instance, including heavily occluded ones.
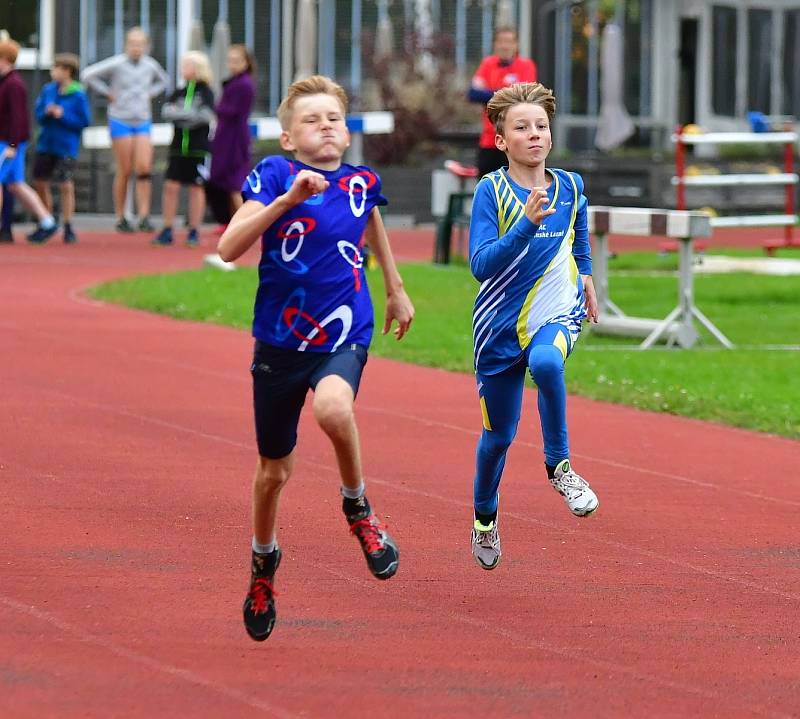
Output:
[217,198,292,262]
[148,59,170,98]
[469,183,538,281]
[80,56,120,97]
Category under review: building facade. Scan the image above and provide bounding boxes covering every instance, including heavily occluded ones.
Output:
[1,0,798,151]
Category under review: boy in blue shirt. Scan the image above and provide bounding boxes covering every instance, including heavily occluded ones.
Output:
[218,75,414,642]
[468,82,600,571]
[32,53,91,244]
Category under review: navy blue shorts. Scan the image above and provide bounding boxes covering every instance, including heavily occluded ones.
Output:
[251,340,368,459]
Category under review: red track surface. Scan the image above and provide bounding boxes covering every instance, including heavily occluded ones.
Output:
[2,231,800,718]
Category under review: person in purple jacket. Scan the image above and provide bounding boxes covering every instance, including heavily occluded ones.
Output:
[0,38,60,244]
[207,45,256,227]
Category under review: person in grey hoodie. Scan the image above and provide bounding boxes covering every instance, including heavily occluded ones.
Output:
[81,27,169,233]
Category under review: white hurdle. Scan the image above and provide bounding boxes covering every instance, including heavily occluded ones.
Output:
[81,111,395,164]
[589,206,734,349]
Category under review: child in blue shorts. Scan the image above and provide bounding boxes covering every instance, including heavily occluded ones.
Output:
[218,75,415,642]
[468,82,600,571]
[32,53,91,244]
[0,38,60,244]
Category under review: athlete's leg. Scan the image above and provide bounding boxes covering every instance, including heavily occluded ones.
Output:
[132,133,154,219]
[187,184,205,229]
[527,323,572,466]
[473,362,526,517]
[252,451,295,547]
[313,375,362,490]
[111,135,134,221]
[9,182,50,222]
[311,347,397,580]
[161,179,180,228]
[60,181,75,224]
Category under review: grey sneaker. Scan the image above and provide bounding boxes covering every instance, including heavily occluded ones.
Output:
[550,460,598,517]
[471,516,501,570]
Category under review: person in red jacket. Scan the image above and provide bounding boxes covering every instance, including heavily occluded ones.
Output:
[0,38,59,244]
[468,27,538,178]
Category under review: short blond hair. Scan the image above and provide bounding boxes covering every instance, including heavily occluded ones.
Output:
[487,82,556,135]
[0,38,20,64]
[277,75,348,129]
[182,51,213,85]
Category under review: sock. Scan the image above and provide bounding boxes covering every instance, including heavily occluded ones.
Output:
[64,222,72,231]
[252,536,276,555]
[475,509,497,527]
[40,215,55,230]
[341,482,365,500]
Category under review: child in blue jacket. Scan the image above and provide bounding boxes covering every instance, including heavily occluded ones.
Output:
[33,53,91,244]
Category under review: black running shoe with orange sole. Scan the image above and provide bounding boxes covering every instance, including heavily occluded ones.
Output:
[344,496,399,580]
[243,546,281,641]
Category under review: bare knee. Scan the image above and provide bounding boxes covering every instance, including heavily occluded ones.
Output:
[253,457,292,496]
[313,391,355,440]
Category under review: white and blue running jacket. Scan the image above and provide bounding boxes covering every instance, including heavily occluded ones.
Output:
[469,167,592,375]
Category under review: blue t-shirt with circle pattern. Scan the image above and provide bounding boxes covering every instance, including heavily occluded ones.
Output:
[241,155,387,352]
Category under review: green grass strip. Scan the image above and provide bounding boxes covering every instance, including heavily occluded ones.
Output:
[89,261,800,439]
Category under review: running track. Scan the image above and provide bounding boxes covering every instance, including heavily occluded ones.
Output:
[2,230,800,719]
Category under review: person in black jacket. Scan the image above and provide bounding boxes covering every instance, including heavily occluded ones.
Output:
[152,52,215,247]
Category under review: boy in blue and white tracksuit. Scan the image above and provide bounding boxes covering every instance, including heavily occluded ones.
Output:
[469,82,600,571]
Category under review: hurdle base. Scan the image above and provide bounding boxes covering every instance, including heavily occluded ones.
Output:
[763,239,800,257]
[591,315,697,348]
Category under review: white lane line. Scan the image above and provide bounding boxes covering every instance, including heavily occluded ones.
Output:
[0,593,297,718]
[306,563,793,719]
[2,319,795,509]
[27,384,800,603]
[9,384,799,716]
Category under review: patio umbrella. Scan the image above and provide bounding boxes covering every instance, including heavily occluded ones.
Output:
[496,0,515,26]
[375,0,393,59]
[295,0,317,80]
[209,16,231,95]
[188,16,205,52]
[414,0,435,79]
[595,22,635,152]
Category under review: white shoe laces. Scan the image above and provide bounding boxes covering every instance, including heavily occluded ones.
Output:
[474,524,500,551]
[552,469,590,500]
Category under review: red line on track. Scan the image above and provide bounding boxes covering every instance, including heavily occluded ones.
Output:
[1,231,799,718]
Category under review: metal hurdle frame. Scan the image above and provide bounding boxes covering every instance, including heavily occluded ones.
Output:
[589,206,734,350]
[673,129,799,255]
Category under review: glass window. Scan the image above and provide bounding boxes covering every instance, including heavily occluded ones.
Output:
[747,9,772,113]
[711,5,737,116]
[783,10,800,119]
[0,0,38,48]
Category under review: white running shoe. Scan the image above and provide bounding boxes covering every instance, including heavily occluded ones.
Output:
[550,460,599,517]
[471,517,501,570]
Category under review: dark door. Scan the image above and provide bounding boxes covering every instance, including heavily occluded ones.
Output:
[678,18,698,126]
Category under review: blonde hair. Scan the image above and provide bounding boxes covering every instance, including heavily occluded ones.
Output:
[487,82,556,135]
[277,75,348,130]
[0,37,20,64]
[182,51,213,85]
